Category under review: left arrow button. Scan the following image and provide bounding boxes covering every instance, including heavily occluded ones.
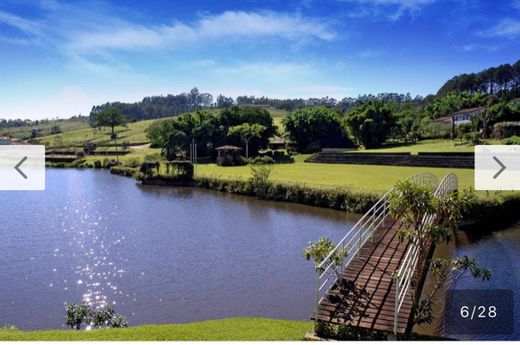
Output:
[15,156,28,179]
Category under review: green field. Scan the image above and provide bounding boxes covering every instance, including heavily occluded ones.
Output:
[195,159,475,193]
[0,318,312,341]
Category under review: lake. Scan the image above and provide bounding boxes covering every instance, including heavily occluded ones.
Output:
[0,168,359,330]
[442,223,520,340]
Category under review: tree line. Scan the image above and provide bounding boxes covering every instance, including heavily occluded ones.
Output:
[437,59,520,97]
[89,88,426,123]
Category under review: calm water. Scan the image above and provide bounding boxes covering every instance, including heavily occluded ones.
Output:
[0,168,359,330]
[443,223,520,340]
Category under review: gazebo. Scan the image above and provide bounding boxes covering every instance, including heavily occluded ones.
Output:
[215,145,242,166]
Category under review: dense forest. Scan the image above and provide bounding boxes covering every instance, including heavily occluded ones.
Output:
[437,59,520,97]
[89,90,425,123]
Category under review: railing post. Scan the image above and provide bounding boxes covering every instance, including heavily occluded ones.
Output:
[394,276,399,335]
[371,207,376,241]
[358,225,362,250]
[315,272,319,327]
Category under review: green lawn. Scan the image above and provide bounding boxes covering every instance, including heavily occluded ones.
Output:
[0,318,312,341]
[357,139,501,154]
[195,160,475,193]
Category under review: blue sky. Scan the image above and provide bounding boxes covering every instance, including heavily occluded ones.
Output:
[0,0,519,119]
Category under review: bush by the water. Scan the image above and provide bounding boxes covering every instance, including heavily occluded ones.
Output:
[65,303,127,330]
[110,166,138,177]
[194,176,377,213]
[464,193,520,232]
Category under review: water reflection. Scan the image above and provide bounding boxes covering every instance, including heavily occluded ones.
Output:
[0,169,359,330]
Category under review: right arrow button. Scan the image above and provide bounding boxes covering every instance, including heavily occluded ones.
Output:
[492,156,506,179]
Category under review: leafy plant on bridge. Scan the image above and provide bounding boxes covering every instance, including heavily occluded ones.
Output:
[388,181,491,332]
[303,237,348,277]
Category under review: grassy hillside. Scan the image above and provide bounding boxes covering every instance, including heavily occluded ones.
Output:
[0,318,312,341]
[37,118,164,147]
[0,117,90,140]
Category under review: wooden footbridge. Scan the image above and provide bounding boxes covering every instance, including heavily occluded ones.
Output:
[314,172,458,335]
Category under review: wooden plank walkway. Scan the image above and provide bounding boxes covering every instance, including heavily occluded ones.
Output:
[315,218,416,334]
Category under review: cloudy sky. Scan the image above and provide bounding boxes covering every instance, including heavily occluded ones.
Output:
[0,0,519,119]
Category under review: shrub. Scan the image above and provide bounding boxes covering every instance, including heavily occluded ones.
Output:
[193,176,378,212]
[121,141,130,150]
[464,131,481,144]
[65,303,128,330]
[83,143,97,154]
[504,135,520,145]
[249,164,273,198]
[93,160,103,169]
[164,160,194,180]
[124,157,141,168]
[102,158,119,168]
[110,166,138,177]
[249,156,275,165]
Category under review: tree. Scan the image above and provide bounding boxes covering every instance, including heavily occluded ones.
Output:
[91,107,127,140]
[65,303,128,330]
[50,125,61,134]
[283,106,348,152]
[228,123,265,158]
[217,94,234,108]
[163,129,187,161]
[65,303,90,330]
[343,101,396,148]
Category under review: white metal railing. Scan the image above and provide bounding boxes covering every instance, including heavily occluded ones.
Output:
[393,173,458,334]
[315,172,439,319]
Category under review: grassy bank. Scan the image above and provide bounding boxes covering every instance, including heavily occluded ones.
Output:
[0,318,312,341]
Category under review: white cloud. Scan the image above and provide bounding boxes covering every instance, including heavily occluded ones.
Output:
[455,43,501,52]
[341,0,438,20]
[0,6,335,75]
[357,49,384,58]
[65,11,335,54]
[480,18,520,39]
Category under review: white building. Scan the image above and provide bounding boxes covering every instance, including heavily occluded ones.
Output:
[451,106,485,125]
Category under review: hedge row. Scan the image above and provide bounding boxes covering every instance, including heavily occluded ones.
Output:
[464,194,520,233]
[193,176,379,213]
[110,166,138,177]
